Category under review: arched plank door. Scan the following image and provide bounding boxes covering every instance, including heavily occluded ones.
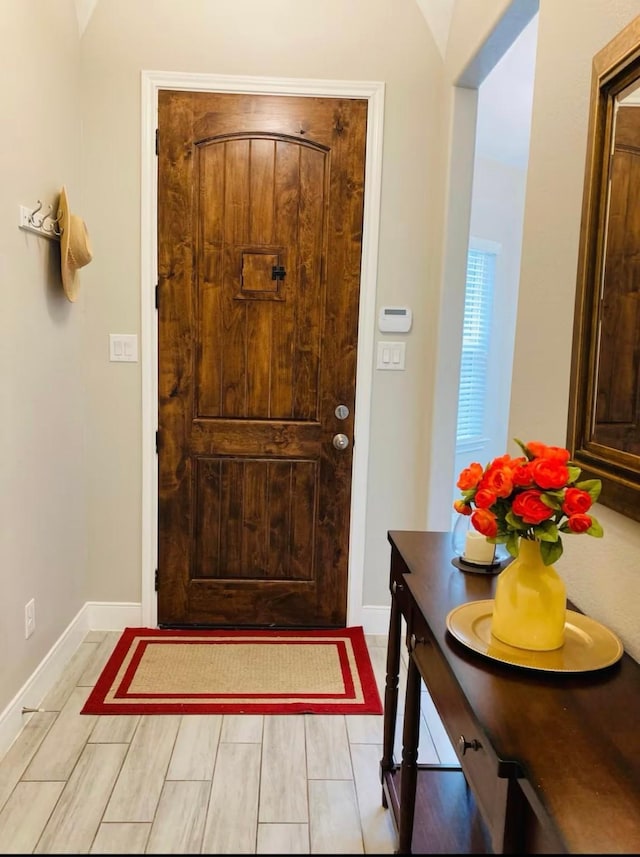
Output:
[157,90,367,627]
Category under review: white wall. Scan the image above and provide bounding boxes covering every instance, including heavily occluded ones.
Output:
[0,1,87,712]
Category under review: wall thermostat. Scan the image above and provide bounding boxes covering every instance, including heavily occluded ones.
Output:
[378,306,412,333]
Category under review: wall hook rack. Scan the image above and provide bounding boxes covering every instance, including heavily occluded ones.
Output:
[18,199,62,241]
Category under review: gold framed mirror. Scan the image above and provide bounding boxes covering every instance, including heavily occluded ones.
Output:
[567,14,640,522]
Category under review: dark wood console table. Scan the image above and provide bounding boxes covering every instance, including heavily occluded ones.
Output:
[380,530,640,854]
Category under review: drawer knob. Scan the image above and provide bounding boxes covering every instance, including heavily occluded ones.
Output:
[409,633,426,651]
[458,735,481,755]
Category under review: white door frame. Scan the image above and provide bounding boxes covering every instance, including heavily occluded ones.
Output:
[140,70,385,628]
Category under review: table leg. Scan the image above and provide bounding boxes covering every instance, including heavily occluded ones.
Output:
[380,583,402,806]
[398,648,421,854]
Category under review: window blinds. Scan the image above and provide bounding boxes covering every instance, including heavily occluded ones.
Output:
[456,248,496,447]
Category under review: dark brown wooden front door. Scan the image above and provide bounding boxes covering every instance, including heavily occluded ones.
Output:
[156,90,367,628]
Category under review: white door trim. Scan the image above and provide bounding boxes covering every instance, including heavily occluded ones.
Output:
[140,70,385,628]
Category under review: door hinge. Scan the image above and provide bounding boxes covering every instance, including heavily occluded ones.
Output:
[155,128,159,156]
[155,430,159,454]
[155,569,159,591]
[155,283,159,309]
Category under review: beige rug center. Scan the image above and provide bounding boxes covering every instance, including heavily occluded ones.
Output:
[127,642,348,695]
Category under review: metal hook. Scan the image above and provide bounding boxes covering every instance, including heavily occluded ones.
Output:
[32,202,54,231]
[41,204,53,226]
[19,200,62,242]
[42,208,63,237]
[29,200,44,228]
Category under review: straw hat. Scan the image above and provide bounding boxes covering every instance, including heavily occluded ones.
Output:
[57,186,93,302]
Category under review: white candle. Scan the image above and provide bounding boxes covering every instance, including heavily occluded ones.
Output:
[464,530,495,564]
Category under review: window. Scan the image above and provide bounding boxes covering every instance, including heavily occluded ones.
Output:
[455,243,498,452]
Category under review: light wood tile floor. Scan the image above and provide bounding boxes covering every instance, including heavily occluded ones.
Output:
[0,631,456,854]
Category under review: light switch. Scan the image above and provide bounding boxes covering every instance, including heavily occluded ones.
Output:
[376,341,406,370]
[109,334,138,362]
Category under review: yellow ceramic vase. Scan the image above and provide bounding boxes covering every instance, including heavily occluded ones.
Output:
[491,538,566,651]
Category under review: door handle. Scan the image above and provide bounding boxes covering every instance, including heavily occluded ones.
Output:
[332,433,350,451]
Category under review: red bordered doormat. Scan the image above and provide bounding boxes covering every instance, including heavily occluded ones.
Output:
[81,626,383,715]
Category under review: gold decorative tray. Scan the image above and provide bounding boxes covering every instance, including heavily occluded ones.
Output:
[446,599,624,673]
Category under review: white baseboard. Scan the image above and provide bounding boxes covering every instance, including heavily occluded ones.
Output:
[361,604,391,636]
[0,600,388,758]
[84,601,143,630]
[0,601,142,759]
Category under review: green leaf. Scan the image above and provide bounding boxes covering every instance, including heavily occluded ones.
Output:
[587,516,604,537]
[542,488,565,499]
[570,464,582,480]
[540,538,563,565]
[533,521,559,541]
[566,465,582,484]
[513,438,532,460]
[505,510,526,529]
[540,491,563,510]
[506,532,520,556]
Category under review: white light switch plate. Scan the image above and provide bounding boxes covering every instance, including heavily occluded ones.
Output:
[109,334,138,362]
[376,340,406,370]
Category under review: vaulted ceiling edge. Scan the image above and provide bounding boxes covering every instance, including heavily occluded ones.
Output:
[75,0,99,37]
[73,0,454,52]
[414,0,455,59]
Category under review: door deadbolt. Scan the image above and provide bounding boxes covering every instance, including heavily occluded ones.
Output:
[334,404,350,420]
[332,433,350,451]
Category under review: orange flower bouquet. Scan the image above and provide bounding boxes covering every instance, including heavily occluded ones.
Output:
[453,438,603,565]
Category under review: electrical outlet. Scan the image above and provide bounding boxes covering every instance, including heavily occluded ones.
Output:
[25,599,35,639]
